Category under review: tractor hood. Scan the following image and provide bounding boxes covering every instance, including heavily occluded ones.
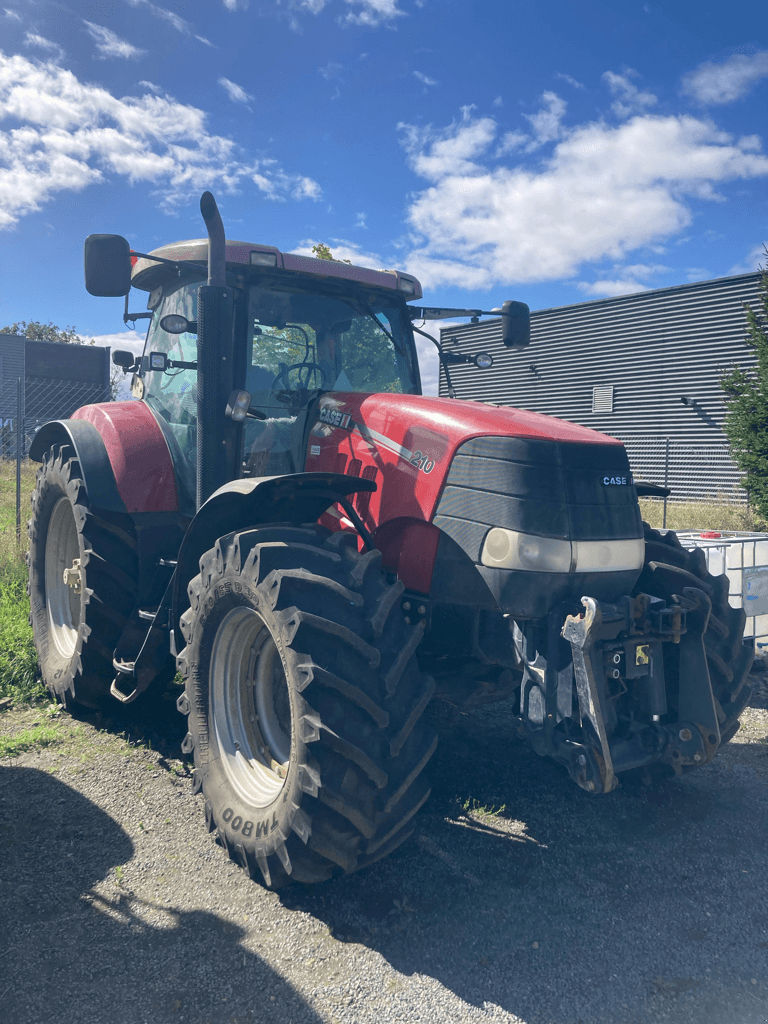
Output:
[307,391,642,608]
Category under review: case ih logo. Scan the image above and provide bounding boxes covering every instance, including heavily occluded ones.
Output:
[603,475,630,485]
[319,407,352,430]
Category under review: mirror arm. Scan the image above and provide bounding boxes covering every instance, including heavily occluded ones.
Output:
[411,322,458,400]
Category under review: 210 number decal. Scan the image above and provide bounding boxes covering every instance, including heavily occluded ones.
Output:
[409,450,435,474]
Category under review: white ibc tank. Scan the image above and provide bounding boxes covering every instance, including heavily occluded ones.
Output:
[675,531,768,647]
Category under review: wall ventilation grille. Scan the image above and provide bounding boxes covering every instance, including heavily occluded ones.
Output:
[592,385,614,413]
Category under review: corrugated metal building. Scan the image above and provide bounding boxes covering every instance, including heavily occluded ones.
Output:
[440,272,763,501]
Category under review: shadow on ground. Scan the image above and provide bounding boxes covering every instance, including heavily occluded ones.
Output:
[0,764,323,1024]
[281,701,768,1024]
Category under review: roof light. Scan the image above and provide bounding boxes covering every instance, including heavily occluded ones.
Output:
[397,275,417,294]
[250,250,278,267]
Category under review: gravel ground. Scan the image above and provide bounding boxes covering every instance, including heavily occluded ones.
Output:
[1,686,767,1024]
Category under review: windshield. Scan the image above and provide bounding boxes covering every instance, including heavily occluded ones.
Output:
[241,283,419,478]
[246,283,418,409]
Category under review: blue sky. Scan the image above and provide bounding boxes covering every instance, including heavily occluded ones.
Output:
[1,0,767,392]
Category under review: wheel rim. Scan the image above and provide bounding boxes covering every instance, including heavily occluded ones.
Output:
[45,497,81,660]
[210,606,292,806]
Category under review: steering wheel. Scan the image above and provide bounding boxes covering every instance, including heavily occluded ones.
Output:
[271,361,329,396]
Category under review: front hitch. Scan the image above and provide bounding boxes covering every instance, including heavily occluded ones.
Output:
[557,590,724,787]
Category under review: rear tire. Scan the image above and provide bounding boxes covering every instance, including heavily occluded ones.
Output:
[176,525,437,887]
[28,447,139,708]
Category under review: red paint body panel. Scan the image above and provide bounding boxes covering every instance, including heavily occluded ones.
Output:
[72,402,179,513]
[306,393,622,593]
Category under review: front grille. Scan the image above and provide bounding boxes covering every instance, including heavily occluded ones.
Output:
[433,436,642,561]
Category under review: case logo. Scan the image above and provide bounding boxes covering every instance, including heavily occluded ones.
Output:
[603,475,629,485]
[319,407,352,430]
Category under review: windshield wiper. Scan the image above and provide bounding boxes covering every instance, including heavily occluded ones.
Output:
[340,299,405,355]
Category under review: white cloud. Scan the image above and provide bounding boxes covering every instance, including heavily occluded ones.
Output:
[85,330,145,357]
[492,95,502,107]
[0,53,321,230]
[218,77,253,105]
[355,211,366,228]
[398,108,768,290]
[23,33,64,60]
[682,51,768,105]
[343,0,405,26]
[138,80,161,93]
[577,262,669,297]
[577,278,650,298]
[603,70,657,118]
[413,70,437,86]
[398,106,497,180]
[319,60,343,79]
[4,8,21,21]
[495,130,527,156]
[523,91,566,149]
[294,0,403,26]
[127,0,209,40]
[728,243,767,275]
[556,72,585,90]
[83,22,145,60]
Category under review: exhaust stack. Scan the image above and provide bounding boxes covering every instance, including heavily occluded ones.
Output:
[196,191,230,508]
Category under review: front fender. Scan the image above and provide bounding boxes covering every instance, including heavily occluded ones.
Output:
[170,472,376,642]
[28,418,127,512]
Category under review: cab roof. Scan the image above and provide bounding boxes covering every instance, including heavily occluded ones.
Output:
[130,238,422,300]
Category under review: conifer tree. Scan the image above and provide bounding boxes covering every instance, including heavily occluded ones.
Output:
[721,248,768,517]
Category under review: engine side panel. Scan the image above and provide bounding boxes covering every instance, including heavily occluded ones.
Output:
[72,401,179,513]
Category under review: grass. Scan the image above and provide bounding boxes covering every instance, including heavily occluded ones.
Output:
[0,458,44,705]
[638,497,768,533]
[0,722,62,758]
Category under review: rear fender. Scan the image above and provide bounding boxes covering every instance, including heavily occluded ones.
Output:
[170,472,376,644]
[28,419,127,513]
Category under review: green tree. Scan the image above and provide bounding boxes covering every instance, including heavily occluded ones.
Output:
[311,243,350,265]
[0,321,89,344]
[721,247,768,517]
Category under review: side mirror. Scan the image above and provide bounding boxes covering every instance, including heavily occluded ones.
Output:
[501,300,530,349]
[112,350,136,372]
[84,234,132,297]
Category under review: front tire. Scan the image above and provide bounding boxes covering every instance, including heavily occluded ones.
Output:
[633,523,754,743]
[176,526,437,887]
[28,447,139,708]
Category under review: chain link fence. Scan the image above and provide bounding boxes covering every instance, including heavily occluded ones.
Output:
[1,377,112,542]
[623,436,746,505]
[1,377,112,461]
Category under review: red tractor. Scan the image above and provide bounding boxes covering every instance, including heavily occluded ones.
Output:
[28,193,753,887]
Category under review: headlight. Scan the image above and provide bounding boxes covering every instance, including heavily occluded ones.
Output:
[481,528,572,572]
[480,528,644,574]
[572,538,645,573]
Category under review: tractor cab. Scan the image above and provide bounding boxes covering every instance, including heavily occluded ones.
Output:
[126,241,423,512]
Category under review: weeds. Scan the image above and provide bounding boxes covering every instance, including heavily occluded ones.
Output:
[0,723,62,758]
[462,797,507,818]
